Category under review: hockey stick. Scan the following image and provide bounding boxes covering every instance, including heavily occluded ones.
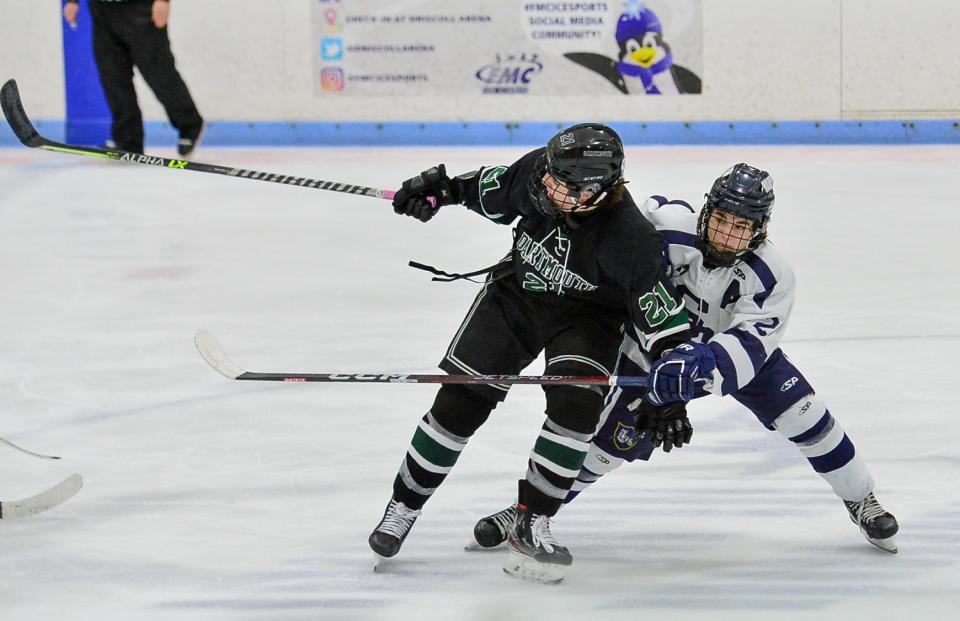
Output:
[0,473,83,520]
[0,434,61,460]
[195,330,648,387]
[0,79,425,205]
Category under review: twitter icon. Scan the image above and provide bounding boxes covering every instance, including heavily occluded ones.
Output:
[321,37,344,61]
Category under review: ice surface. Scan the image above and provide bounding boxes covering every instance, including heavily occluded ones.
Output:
[0,145,958,620]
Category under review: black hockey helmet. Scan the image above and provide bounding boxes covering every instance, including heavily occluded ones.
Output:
[697,163,775,267]
[528,123,625,216]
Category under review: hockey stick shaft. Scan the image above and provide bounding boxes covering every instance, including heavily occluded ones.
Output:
[0,79,423,205]
[0,434,61,460]
[195,330,648,387]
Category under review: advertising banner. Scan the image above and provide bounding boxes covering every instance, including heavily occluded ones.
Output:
[312,0,702,97]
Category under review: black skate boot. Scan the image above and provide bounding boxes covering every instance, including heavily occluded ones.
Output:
[368,498,421,559]
[468,505,516,550]
[177,121,205,158]
[844,492,899,554]
[503,502,572,584]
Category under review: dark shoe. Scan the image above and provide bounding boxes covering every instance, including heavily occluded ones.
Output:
[368,498,421,558]
[470,505,516,549]
[502,502,570,583]
[177,121,205,157]
[844,492,899,553]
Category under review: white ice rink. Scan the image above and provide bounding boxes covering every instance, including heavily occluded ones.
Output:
[0,144,958,620]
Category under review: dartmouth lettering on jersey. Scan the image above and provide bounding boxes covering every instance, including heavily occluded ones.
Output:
[516,231,598,292]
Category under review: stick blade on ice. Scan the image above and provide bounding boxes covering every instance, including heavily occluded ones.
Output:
[1,79,43,148]
[0,473,83,520]
[195,330,246,380]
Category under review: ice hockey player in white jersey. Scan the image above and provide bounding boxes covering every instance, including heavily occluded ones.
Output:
[473,163,900,554]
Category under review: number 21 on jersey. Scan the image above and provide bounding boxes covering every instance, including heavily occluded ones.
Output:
[638,281,681,327]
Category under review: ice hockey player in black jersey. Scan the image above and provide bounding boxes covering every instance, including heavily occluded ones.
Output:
[473,163,900,556]
[368,124,693,583]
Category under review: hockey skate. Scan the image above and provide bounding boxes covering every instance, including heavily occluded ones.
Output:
[369,498,421,566]
[503,503,571,584]
[844,492,899,554]
[466,505,516,550]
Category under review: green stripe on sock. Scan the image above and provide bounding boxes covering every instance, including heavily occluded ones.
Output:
[534,436,587,472]
[411,427,461,468]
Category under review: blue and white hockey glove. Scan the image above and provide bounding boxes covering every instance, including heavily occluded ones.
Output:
[645,341,716,405]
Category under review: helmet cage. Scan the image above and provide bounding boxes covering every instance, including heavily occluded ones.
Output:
[528,123,625,217]
[696,163,774,267]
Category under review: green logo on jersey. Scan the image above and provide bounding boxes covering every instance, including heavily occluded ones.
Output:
[516,231,598,293]
[479,166,507,195]
[522,273,548,292]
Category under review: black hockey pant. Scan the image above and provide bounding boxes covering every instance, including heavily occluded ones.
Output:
[89,0,203,153]
[391,275,622,517]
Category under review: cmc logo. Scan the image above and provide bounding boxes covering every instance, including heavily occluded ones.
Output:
[321,67,344,91]
[475,53,543,94]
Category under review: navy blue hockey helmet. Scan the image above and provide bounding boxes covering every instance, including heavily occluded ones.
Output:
[697,163,775,267]
[529,123,625,216]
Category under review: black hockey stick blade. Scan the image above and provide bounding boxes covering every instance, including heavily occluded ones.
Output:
[0,473,83,520]
[1,79,44,148]
[194,330,646,387]
[0,434,61,460]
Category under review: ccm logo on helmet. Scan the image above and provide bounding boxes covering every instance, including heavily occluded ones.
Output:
[781,377,799,392]
[559,133,575,146]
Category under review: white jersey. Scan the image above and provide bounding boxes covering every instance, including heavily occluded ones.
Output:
[623,196,796,396]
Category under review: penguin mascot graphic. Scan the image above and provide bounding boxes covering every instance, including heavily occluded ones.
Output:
[565,1,702,95]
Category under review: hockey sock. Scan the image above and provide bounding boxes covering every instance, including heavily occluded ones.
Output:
[772,394,875,501]
[521,385,604,514]
[393,386,495,509]
[525,419,593,515]
[564,443,624,503]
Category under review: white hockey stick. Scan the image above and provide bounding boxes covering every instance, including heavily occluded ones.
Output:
[0,473,83,520]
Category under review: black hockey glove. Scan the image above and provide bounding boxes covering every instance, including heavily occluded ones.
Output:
[392,164,460,222]
[636,401,693,453]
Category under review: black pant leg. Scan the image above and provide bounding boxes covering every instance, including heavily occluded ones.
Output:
[124,10,203,135]
[89,0,143,152]
[438,276,543,403]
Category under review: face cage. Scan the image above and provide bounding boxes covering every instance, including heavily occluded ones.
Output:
[527,158,606,217]
[696,206,767,267]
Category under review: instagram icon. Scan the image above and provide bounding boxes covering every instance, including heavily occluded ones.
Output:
[321,67,344,92]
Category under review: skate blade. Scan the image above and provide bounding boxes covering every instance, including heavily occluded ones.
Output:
[465,539,507,552]
[372,552,393,572]
[502,550,564,584]
[865,533,898,554]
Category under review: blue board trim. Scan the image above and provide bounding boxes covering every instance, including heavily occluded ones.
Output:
[5,119,959,147]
